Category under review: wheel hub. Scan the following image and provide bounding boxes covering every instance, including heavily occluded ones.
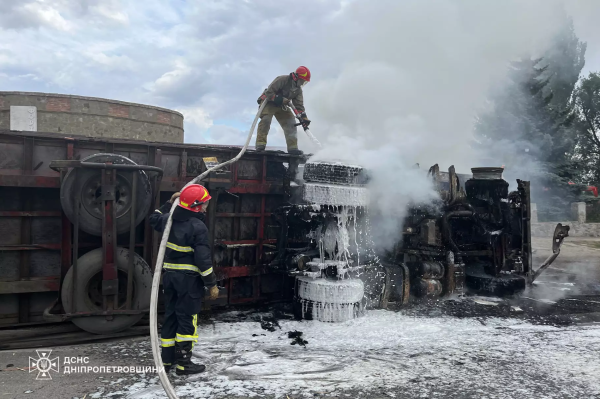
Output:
[86,270,135,310]
[80,173,133,219]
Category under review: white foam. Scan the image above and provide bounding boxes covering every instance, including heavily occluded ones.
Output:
[297,276,364,304]
[301,300,361,323]
[303,182,369,206]
[117,311,600,399]
[307,160,364,169]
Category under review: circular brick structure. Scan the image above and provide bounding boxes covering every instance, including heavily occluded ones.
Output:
[0,91,184,143]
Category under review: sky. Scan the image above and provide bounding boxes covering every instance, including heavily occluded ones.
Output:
[2,0,600,159]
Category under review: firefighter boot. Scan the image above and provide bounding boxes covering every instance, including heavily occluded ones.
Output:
[175,344,206,375]
[288,149,304,155]
[163,351,183,373]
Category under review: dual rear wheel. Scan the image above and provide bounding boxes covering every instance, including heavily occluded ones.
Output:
[59,154,153,334]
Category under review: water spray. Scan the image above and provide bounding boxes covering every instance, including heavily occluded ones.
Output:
[287,101,322,148]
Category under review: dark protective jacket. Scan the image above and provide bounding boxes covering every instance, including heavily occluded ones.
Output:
[258,74,306,112]
[149,201,217,287]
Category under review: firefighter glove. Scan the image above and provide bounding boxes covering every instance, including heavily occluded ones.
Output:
[208,285,219,300]
[301,116,311,127]
[170,192,181,203]
[273,95,285,107]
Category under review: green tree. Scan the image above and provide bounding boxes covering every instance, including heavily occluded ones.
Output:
[474,57,582,220]
[540,17,587,111]
[574,72,600,185]
[474,14,589,220]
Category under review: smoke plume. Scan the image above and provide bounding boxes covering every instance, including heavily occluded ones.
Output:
[301,0,574,249]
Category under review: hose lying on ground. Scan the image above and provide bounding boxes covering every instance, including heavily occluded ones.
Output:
[150,100,268,399]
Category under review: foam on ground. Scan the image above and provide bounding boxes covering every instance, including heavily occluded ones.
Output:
[120,309,600,398]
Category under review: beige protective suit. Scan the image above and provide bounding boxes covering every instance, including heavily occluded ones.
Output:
[256,74,306,151]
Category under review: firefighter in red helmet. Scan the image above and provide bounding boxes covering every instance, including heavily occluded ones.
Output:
[256,66,311,155]
[149,184,219,375]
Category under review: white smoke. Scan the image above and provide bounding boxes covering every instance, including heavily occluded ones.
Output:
[300,0,574,250]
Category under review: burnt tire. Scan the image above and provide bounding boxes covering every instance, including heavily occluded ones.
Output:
[294,277,364,322]
[60,153,152,236]
[61,247,153,334]
[303,161,368,186]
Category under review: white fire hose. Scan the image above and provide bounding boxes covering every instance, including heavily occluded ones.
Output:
[150,100,267,398]
[150,96,322,398]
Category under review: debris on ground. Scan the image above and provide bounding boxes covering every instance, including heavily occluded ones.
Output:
[260,317,281,332]
[288,330,308,346]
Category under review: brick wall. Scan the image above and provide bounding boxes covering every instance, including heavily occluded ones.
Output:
[0,92,183,142]
[46,97,71,112]
[157,111,171,124]
[108,104,130,118]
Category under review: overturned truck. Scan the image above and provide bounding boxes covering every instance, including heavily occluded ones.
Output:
[270,161,570,321]
[0,129,569,333]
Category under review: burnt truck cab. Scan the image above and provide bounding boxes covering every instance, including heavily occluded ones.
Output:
[272,161,570,316]
[383,165,570,305]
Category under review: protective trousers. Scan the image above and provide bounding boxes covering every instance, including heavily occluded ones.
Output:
[160,270,203,368]
[256,103,298,151]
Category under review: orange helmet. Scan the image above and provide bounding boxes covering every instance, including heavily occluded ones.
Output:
[295,66,311,82]
[179,184,211,212]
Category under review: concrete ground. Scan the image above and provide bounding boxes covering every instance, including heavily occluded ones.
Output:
[0,236,599,399]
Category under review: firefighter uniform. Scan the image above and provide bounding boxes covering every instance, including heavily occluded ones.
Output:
[256,74,307,152]
[149,199,216,374]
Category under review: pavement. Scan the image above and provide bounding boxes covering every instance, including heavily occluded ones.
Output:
[0,236,599,399]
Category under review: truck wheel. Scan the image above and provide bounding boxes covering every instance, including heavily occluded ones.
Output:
[303,161,368,186]
[60,153,152,236]
[61,247,153,334]
[295,277,364,322]
[294,297,362,322]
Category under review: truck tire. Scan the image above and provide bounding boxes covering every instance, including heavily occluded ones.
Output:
[303,161,368,186]
[293,297,362,322]
[60,153,152,236]
[294,277,364,322]
[61,247,153,334]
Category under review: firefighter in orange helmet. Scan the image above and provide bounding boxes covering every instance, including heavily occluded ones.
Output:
[149,184,218,375]
[256,66,311,155]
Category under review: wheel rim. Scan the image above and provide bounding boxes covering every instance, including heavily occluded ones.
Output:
[80,173,133,219]
[85,270,136,311]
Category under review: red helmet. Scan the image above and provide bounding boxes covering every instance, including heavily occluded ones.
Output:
[178,184,211,212]
[295,66,311,82]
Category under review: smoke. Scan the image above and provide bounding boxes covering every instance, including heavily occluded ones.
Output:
[300,0,574,249]
[310,132,439,249]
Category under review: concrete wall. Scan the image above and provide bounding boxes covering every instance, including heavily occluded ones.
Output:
[0,92,183,143]
[531,202,600,237]
[532,222,600,237]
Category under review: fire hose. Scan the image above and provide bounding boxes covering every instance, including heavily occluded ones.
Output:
[287,101,322,148]
[149,98,321,398]
[150,100,268,398]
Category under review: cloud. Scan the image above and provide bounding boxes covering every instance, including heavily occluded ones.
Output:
[177,106,213,144]
[0,0,599,156]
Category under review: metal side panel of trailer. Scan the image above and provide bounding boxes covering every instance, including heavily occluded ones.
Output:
[0,129,302,327]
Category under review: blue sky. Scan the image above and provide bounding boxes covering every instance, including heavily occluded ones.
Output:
[1,0,600,162]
